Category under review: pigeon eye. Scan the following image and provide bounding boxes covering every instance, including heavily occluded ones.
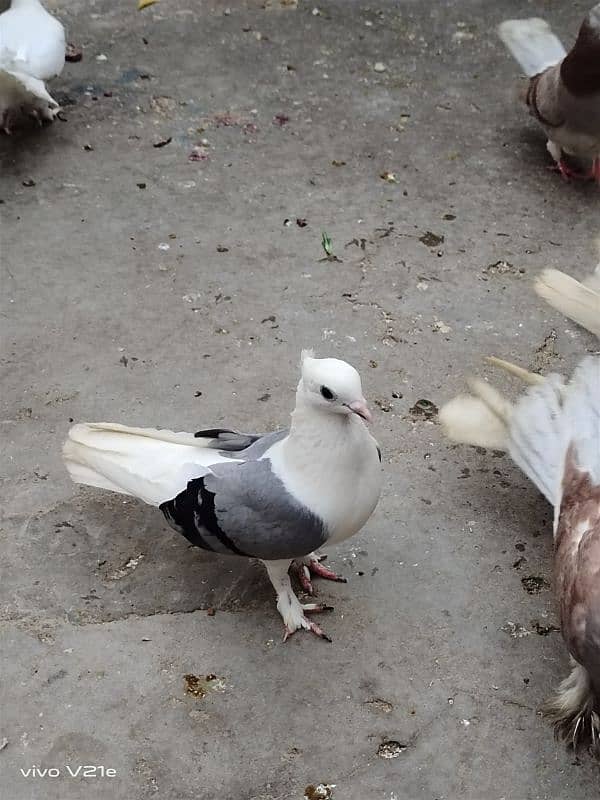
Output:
[320,385,335,400]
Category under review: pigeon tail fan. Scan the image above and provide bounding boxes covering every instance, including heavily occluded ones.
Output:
[498,18,566,77]
[438,379,513,451]
[535,268,600,337]
[63,422,229,506]
[440,369,568,505]
[561,357,600,487]
[504,373,568,507]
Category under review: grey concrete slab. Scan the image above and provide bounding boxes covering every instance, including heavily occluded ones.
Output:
[1,0,599,798]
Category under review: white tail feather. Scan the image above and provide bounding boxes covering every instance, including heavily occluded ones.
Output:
[563,358,600,486]
[543,661,600,751]
[63,422,235,506]
[505,373,567,506]
[442,358,598,509]
[535,268,600,337]
[497,18,566,77]
[438,388,511,451]
[483,356,545,385]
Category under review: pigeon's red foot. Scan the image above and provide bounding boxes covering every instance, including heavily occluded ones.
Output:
[293,552,347,596]
[548,159,593,181]
[592,157,600,183]
[265,559,335,642]
[283,603,334,642]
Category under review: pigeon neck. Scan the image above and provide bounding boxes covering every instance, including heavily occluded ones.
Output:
[288,400,360,440]
[561,17,600,96]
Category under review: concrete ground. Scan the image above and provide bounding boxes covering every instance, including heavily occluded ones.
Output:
[1,0,599,797]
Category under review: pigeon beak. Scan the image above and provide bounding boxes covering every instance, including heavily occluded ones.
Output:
[348,399,372,424]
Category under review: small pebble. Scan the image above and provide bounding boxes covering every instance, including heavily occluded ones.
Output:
[373,62,387,72]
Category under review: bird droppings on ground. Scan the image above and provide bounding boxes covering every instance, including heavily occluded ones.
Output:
[65,43,83,62]
[432,319,452,334]
[419,231,444,248]
[363,698,393,714]
[531,620,560,636]
[374,398,393,412]
[482,260,523,278]
[409,399,438,420]
[521,575,550,595]
[304,784,335,800]
[183,673,226,699]
[501,622,531,639]
[188,145,209,161]
[106,554,145,581]
[377,741,407,759]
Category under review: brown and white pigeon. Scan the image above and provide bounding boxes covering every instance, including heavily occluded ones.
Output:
[498,5,600,180]
[63,351,383,642]
[440,273,600,753]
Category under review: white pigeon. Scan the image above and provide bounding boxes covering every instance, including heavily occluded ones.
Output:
[0,0,66,133]
[63,350,383,641]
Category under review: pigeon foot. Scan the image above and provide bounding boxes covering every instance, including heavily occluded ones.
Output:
[293,551,347,596]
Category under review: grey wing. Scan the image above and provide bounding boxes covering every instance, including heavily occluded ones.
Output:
[206,459,328,559]
[161,458,328,561]
[194,428,287,456]
[194,428,263,451]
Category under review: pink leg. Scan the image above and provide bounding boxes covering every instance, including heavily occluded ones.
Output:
[548,159,593,181]
[593,157,600,183]
[292,553,346,596]
[283,603,333,643]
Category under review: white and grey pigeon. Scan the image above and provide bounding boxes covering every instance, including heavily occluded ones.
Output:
[63,351,383,642]
[498,4,600,180]
[0,0,66,133]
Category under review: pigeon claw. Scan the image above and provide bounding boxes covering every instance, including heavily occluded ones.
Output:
[307,558,347,584]
[282,602,333,642]
[293,553,347,595]
[283,617,332,643]
[297,563,314,595]
[548,159,594,181]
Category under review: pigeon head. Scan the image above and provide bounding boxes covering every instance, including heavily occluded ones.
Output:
[560,3,600,95]
[296,350,372,423]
